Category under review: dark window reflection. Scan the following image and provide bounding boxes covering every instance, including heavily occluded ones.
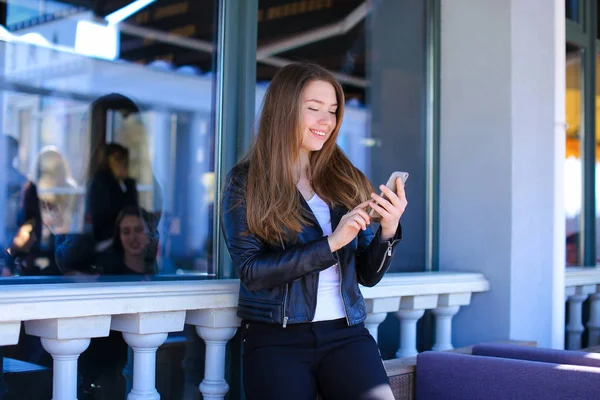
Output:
[1,1,218,282]
[1,0,218,398]
[256,0,428,272]
[566,0,580,23]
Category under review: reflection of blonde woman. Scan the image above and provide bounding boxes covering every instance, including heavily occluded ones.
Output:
[27,146,80,237]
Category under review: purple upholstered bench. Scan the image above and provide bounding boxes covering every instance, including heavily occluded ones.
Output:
[415,351,600,400]
[472,342,600,368]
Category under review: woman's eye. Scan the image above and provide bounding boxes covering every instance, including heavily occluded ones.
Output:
[308,108,318,111]
[329,111,336,115]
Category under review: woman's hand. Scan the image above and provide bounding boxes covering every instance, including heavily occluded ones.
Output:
[328,201,372,252]
[370,178,408,240]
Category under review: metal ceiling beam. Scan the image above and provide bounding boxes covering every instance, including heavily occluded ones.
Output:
[256,1,369,60]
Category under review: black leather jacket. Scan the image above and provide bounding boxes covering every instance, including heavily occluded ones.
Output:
[221,163,402,327]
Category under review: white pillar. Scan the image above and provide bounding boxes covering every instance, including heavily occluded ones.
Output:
[122,332,167,400]
[439,0,565,349]
[111,311,186,400]
[41,338,90,400]
[364,312,388,343]
[24,316,111,400]
[395,309,424,358]
[588,292,600,347]
[196,326,237,399]
[432,306,460,351]
[567,294,588,350]
[186,308,240,400]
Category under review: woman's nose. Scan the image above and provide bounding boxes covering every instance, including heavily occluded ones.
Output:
[318,113,333,126]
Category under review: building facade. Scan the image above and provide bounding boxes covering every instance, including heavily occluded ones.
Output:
[0,0,585,398]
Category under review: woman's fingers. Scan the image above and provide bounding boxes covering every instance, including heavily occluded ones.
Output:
[395,177,407,202]
[369,201,393,220]
[370,192,397,216]
[354,200,373,211]
[379,183,403,209]
[350,213,368,230]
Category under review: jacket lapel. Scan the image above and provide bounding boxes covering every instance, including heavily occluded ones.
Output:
[330,205,346,232]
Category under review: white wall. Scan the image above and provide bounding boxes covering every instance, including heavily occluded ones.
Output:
[439,0,565,348]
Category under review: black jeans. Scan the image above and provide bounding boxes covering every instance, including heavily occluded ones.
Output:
[242,318,394,400]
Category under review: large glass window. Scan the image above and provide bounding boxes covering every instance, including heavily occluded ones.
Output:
[1,0,218,280]
[254,0,429,271]
[565,45,583,266]
[0,1,218,398]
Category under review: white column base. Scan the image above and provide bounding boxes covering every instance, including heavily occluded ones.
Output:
[365,312,388,343]
[395,309,425,358]
[432,306,460,351]
[122,332,168,400]
[41,337,91,400]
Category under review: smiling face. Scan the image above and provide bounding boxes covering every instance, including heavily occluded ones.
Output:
[119,215,150,257]
[298,80,338,156]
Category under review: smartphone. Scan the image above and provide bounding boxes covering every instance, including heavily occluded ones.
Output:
[368,171,409,221]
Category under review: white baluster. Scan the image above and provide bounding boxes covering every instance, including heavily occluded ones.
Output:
[364,297,400,344]
[111,311,186,400]
[431,306,460,351]
[196,326,237,399]
[395,309,424,358]
[567,293,589,350]
[365,312,388,343]
[41,338,90,400]
[25,316,111,400]
[187,308,240,400]
[588,291,600,347]
[395,295,438,358]
[122,332,168,400]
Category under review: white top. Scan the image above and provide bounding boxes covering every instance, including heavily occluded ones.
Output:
[306,194,346,322]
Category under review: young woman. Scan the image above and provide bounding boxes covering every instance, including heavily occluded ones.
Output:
[104,205,158,275]
[221,62,407,400]
[86,142,138,250]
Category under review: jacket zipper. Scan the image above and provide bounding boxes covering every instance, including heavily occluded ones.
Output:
[283,283,289,328]
[376,242,394,273]
[336,251,350,326]
[279,234,290,328]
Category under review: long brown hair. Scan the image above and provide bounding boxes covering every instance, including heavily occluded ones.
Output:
[240,62,374,245]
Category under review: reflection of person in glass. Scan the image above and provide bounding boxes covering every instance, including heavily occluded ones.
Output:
[96,206,158,275]
[221,63,406,400]
[20,146,80,275]
[1,134,37,276]
[87,143,138,252]
[29,145,79,234]
[566,232,580,267]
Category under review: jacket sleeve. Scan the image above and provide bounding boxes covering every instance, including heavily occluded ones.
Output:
[355,222,402,287]
[220,169,338,291]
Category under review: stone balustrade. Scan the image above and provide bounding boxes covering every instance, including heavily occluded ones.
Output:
[565,267,600,350]
[0,272,489,399]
